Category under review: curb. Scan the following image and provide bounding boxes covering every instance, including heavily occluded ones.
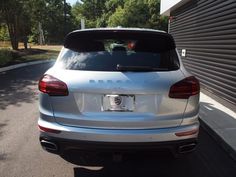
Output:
[0,59,54,73]
[199,118,236,161]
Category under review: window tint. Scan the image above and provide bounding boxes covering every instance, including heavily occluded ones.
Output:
[56,38,179,71]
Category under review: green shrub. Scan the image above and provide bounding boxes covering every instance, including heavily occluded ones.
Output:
[0,49,12,66]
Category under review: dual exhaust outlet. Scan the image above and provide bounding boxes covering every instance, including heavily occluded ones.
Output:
[178,143,197,154]
[40,140,58,152]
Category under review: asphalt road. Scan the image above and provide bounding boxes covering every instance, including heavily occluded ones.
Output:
[0,62,235,177]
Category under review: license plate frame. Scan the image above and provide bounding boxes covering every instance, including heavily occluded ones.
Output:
[102,94,135,112]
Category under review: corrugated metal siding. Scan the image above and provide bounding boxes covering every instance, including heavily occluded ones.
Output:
[170,0,236,105]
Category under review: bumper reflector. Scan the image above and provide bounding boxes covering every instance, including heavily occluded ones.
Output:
[175,129,199,137]
[38,125,61,134]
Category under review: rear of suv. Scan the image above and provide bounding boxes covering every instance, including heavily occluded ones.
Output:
[38,28,200,160]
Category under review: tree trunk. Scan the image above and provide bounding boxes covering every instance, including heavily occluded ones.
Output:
[23,36,28,49]
[7,23,18,50]
[5,8,19,50]
[11,36,18,50]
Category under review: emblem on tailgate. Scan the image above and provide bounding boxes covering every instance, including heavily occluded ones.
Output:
[114,96,122,105]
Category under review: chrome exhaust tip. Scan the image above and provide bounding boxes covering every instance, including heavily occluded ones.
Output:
[40,140,58,152]
[178,143,197,154]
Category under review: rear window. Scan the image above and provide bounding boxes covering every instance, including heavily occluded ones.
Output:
[55,30,179,71]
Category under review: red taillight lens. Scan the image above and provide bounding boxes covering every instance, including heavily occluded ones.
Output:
[169,76,200,99]
[38,74,68,96]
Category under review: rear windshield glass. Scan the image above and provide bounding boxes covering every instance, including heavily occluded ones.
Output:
[56,34,179,71]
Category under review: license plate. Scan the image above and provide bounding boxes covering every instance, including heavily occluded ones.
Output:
[102,94,135,111]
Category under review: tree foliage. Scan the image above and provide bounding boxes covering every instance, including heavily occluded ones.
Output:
[29,0,76,44]
[72,0,107,28]
[107,0,168,30]
[0,0,168,50]
[0,24,10,41]
[0,0,32,49]
[0,0,76,49]
[72,0,168,31]
[108,0,149,28]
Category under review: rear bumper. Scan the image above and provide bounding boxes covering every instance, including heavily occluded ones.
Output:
[38,118,199,154]
[38,118,199,143]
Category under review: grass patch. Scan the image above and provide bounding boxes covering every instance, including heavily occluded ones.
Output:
[0,45,62,67]
[19,49,59,61]
[0,48,13,66]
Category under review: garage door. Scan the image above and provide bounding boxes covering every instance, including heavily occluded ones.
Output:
[170,0,236,105]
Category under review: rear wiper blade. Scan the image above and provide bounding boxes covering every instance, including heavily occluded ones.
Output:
[116,64,168,71]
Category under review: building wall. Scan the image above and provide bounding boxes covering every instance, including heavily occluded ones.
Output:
[170,0,236,106]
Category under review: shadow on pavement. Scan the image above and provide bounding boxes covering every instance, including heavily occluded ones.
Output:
[0,62,54,110]
[0,122,8,161]
[0,122,7,137]
[0,153,7,161]
[73,152,203,177]
[71,128,236,177]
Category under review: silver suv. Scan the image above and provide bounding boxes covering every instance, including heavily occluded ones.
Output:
[38,28,200,160]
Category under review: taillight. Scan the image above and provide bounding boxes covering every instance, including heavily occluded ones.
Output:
[169,76,200,99]
[38,74,68,96]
